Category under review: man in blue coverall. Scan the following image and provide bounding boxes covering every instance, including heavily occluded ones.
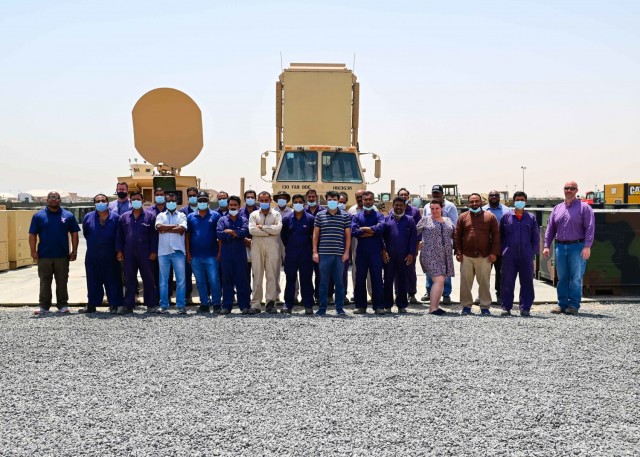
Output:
[351,190,386,315]
[382,196,417,314]
[216,196,261,315]
[499,191,540,317]
[281,194,315,315]
[80,193,122,314]
[116,192,158,313]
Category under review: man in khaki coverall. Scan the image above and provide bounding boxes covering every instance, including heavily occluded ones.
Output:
[454,192,500,316]
[249,191,283,313]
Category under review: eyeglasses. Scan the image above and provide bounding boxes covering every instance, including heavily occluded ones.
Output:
[564,187,577,191]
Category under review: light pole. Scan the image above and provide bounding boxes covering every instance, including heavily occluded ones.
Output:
[521,166,526,192]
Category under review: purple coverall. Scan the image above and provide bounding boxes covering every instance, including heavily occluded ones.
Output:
[499,211,540,311]
[116,210,158,307]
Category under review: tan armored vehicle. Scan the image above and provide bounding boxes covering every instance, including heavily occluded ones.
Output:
[117,87,203,205]
[260,63,381,205]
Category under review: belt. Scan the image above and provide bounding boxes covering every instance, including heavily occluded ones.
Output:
[556,239,584,245]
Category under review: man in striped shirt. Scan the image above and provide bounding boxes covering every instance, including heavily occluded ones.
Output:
[313,191,351,316]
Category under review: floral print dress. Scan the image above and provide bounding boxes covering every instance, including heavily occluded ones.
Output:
[417,216,455,278]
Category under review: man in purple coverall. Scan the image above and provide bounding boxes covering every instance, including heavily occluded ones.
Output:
[397,188,422,304]
[499,191,539,317]
[116,191,158,313]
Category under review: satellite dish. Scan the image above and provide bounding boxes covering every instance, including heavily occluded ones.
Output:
[132,88,203,169]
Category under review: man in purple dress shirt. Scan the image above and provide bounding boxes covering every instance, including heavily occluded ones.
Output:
[543,181,595,315]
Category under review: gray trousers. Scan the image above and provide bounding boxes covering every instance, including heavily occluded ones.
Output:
[38,257,70,309]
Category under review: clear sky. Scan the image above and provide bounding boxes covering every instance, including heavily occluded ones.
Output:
[1,0,638,199]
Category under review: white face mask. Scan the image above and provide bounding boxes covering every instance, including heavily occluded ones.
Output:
[394,211,405,218]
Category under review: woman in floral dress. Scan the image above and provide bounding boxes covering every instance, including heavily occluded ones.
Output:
[417,199,455,315]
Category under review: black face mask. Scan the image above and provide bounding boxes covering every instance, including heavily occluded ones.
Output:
[117,191,128,199]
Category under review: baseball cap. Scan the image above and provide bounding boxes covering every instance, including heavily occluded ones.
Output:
[432,185,444,193]
[196,191,209,200]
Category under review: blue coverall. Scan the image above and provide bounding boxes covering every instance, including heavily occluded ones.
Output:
[281,212,315,310]
[499,211,540,312]
[82,210,122,309]
[351,210,386,310]
[217,215,251,311]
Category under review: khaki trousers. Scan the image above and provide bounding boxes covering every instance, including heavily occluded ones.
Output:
[459,255,492,308]
[251,236,281,306]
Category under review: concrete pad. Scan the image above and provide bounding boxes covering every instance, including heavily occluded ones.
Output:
[0,241,628,306]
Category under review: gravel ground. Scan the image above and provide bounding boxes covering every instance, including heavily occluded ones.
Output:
[0,303,638,457]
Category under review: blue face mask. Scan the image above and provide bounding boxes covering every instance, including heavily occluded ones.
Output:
[95,202,108,212]
[166,202,177,211]
[338,203,346,211]
[327,201,338,210]
[260,202,271,211]
[514,201,526,210]
[197,202,209,211]
[131,200,143,210]
[188,196,197,205]
[293,203,304,212]
[155,196,165,205]
[245,198,256,206]
[364,205,375,211]
[277,199,287,208]
[469,207,481,213]
[307,201,317,207]
[228,209,239,217]
[218,199,228,208]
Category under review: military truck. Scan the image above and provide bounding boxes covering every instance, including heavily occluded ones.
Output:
[260,63,381,205]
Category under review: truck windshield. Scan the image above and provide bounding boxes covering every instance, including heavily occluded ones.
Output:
[321,152,363,183]
[276,151,318,182]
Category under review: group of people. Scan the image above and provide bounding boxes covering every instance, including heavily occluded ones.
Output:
[27,180,595,317]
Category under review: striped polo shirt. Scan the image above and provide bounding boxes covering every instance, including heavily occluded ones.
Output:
[314,209,350,255]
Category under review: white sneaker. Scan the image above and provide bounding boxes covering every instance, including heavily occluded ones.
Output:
[58,306,70,314]
[33,307,50,316]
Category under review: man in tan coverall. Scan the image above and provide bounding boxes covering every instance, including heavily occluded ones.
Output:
[249,191,283,313]
[454,192,500,316]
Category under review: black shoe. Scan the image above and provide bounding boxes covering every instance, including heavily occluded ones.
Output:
[117,307,133,315]
[304,308,314,315]
[281,307,292,314]
[78,306,96,314]
[375,308,386,315]
[520,310,531,317]
[442,296,452,305]
[242,307,261,315]
[408,295,420,305]
[353,308,367,315]
[197,305,210,314]
[109,307,118,314]
[421,293,430,302]
[212,306,222,314]
[500,310,512,317]
[384,307,392,313]
[146,306,158,314]
[266,301,277,314]
[397,307,408,314]
[429,308,447,315]
[220,308,231,315]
